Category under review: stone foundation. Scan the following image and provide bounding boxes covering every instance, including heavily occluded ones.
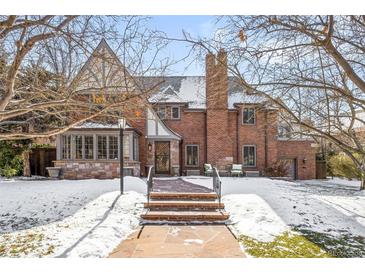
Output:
[54,160,140,179]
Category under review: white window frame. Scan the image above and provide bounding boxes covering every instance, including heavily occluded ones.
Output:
[84,135,94,160]
[242,107,256,125]
[171,106,181,120]
[243,145,256,167]
[96,135,108,160]
[157,106,166,120]
[108,135,119,160]
[185,144,199,167]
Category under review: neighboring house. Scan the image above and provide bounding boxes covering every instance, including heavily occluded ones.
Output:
[53,40,316,180]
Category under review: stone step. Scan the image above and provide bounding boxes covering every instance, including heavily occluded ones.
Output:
[149,192,218,201]
[141,211,229,222]
[144,201,225,210]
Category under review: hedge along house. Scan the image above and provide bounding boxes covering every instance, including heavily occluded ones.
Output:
[54,40,317,180]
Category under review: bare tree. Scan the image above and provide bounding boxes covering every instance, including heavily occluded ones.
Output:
[0,15,169,141]
[179,16,365,189]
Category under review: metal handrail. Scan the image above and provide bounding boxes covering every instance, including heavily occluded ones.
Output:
[212,167,222,206]
[146,166,154,205]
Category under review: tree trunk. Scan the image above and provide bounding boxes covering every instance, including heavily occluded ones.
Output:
[361,178,365,191]
[22,150,31,177]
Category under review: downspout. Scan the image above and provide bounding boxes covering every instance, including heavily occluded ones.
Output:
[264,109,268,170]
[236,108,239,163]
[179,139,183,176]
[205,110,208,166]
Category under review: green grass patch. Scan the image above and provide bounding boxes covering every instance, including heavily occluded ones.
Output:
[239,232,331,258]
[0,232,55,257]
[295,228,365,258]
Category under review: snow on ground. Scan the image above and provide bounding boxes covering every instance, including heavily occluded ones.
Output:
[0,176,147,257]
[223,194,288,242]
[0,176,146,233]
[183,176,365,243]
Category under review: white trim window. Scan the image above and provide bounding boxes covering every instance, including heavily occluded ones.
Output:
[108,136,119,160]
[243,145,256,167]
[84,135,94,159]
[171,106,181,120]
[97,136,108,159]
[157,106,166,119]
[75,135,83,159]
[242,107,255,124]
[185,145,199,167]
[62,135,71,159]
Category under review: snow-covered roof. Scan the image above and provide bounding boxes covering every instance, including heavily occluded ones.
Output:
[141,76,266,109]
[73,121,132,129]
[228,91,266,108]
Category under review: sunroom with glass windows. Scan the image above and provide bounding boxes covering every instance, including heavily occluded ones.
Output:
[54,122,141,179]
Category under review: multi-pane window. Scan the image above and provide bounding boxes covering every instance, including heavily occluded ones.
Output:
[60,134,137,161]
[62,135,71,159]
[186,145,199,166]
[242,107,255,124]
[243,145,256,167]
[75,135,83,159]
[109,136,118,160]
[97,136,107,159]
[123,135,129,159]
[133,135,139,161]
[157,106,166,119]
[171,106,180,119]
[84,136,94,159]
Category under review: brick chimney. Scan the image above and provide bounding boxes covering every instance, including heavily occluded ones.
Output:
[205,49,233,169]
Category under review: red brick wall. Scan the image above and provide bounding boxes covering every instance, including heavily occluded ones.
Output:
[206,50,234,169]
[277,140,316,180]
[164,108,206,174]
[236,106,279,173]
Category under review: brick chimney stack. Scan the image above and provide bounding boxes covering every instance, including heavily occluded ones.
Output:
[205,49,233,169]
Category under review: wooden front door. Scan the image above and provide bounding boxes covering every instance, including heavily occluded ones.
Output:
[155,141,170,174]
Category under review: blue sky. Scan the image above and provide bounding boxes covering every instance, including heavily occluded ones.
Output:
[148,16,218,75]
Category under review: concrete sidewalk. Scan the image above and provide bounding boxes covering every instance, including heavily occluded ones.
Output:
[109,225,245,258]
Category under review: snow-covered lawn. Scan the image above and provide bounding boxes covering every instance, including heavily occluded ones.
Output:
[0,176,147,257]
[183,176,365,257]
[1,175,365,258]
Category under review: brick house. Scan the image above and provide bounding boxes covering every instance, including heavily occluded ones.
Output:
[54,40,316,180]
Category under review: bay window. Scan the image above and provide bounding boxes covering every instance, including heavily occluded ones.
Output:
[59,132,139,161]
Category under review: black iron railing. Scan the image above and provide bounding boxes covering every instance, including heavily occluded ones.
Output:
[212,167,222,205]
[147,166,154,204]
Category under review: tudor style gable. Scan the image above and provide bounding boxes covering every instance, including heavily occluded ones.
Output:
[71,39,135,95]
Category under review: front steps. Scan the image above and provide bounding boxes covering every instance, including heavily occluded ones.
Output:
[141,191,229,224]
[149,192,218,201]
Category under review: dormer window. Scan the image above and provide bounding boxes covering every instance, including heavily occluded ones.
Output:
[171,106,180,120]
[157,106,166,119]
[242,107,255,124]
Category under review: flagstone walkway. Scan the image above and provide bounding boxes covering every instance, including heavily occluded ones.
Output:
[109,225,245,258]
[152,178,212,193]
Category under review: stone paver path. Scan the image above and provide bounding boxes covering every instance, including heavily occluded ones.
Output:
[109,225,245,258]
[152,178,212,193]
